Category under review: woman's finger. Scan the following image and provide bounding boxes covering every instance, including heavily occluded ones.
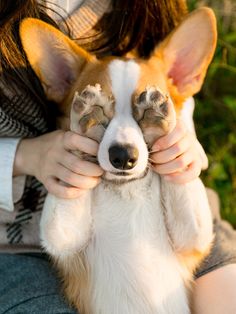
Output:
[152,120,187,151]
[44,177,84,199]
[162,161,202,184]
[56,164,100,189]
[150,135,191,164]
[59,150,103,177]
[152,149,195,174]
[63,131,99,156]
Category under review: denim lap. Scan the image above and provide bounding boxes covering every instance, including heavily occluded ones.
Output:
[0,253,77,314]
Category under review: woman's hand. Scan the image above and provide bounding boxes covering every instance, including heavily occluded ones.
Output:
[150,120,208,184]
[14,130,103,198]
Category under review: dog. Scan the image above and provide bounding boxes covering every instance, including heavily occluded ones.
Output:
[20,7,217,314]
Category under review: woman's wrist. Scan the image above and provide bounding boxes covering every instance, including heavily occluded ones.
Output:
[13,137,41,177]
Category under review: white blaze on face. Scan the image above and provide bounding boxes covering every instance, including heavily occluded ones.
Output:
[97,60,149,180]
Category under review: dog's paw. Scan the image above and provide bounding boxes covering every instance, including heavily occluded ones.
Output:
[133,87,173,127]
[133,87,176,146]
[41,194,93,258]
[70,84,114,141]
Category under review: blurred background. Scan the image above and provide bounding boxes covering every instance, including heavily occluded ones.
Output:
[187,0,236,226]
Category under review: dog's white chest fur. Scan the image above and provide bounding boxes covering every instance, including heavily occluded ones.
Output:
[41,168,213,314]
[85,172,189,314]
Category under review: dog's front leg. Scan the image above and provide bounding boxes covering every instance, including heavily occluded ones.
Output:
[161,177,213,255]
[40,191,92,259]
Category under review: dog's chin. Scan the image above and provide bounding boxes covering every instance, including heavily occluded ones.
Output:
[102,168,149,185]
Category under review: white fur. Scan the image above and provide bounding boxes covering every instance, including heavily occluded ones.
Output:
[86,173,191,314]
[40,191,92,258]
[41,170,213,313]
[180,98,208,169]
[180,98,195,133]
[109,60,140,115]
[98,60,149,180]
[41,59,213,314]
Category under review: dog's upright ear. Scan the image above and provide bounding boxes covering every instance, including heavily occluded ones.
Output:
[153,7,217,106]
[20,18,94,103]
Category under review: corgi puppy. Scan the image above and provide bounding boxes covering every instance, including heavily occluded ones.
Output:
[20,7,217,314]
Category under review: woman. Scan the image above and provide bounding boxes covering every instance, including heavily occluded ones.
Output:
[0,0,236,313]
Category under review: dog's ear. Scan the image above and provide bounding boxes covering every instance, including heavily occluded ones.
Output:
[153,7,217,101]
[20,18,94,103]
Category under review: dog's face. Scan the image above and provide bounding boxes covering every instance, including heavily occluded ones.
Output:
[69,62,177,182]
[20,8,217,182]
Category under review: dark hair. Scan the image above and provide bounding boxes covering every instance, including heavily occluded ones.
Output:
[0,0,60,124]
[94,0,188,57]
[0,0,188,124]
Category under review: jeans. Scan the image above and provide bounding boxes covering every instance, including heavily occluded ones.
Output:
[0,253,77,314]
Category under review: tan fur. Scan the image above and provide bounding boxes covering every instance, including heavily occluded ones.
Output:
[61,60,113,118]
[57,252,91,313]
[178,246,212,275]
[20,18,94,104]
[178,245,213,314]
[157,8,217,102]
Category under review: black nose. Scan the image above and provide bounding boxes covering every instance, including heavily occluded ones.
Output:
[109,144,139,170]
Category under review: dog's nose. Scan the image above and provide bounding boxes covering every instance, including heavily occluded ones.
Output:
[109,144,139,170]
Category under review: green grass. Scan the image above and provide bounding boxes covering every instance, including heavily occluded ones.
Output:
[187,0,236,225]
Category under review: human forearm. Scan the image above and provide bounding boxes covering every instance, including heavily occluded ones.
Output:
[13,136,41,177]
